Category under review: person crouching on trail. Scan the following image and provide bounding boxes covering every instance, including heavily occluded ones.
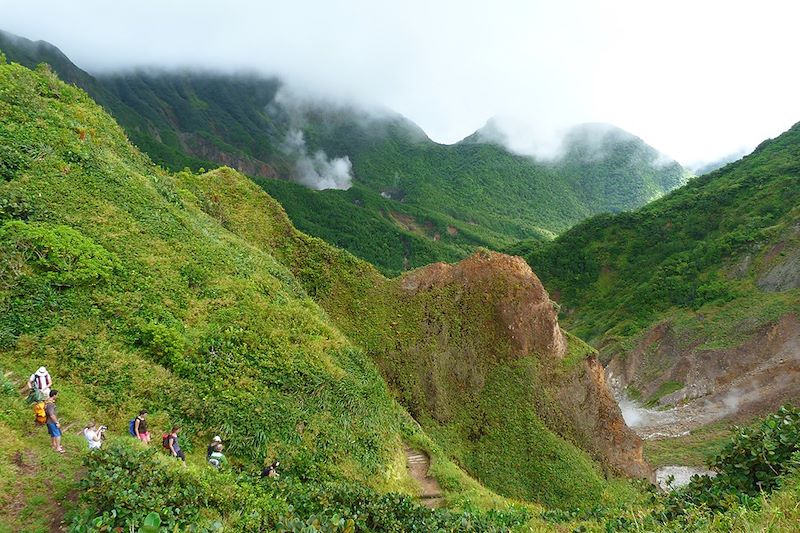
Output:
[28,366,52,402]
[208,443,227,469]
[45,390,64,453]
[132,410,150,444]
[261,460,280,478]
[207,435,222,459]
[165,426,185,462]
[83,422,105,451]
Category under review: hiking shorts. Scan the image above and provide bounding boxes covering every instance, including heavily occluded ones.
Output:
[46,422,61,437]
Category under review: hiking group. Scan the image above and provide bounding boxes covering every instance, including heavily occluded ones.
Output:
[28,366,234,470]
[29,367,63,453]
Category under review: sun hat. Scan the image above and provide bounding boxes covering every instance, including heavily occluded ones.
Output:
[36,366,48,375]
[212,435,222,442]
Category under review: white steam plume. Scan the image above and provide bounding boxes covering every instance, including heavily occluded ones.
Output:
[281,128,353,191]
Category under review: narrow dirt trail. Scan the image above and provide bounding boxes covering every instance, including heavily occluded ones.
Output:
[404,447,442,508]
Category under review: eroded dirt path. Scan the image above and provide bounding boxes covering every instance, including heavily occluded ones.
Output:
[404,447,442,508]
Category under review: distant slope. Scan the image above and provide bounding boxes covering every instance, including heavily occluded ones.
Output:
[556,123,689,213]
[690,148,750,175]
[0,29,690,275]
[512,122,800,422]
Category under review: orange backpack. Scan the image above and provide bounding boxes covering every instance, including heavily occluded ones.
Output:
[33,401,47,425]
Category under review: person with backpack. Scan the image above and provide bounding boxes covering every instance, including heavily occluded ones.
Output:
[28,366,52,402]
[44,390,64,453]
[163,426,185,462]
[207,443,227,469]
[129,410,150,444]
[261,460,280,479]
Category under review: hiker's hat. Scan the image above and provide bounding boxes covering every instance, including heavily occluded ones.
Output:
[36,366,47,375]
[212,435,222,442]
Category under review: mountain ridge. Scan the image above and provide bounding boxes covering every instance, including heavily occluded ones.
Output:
[0,28,691,275]
[511,119,800,431]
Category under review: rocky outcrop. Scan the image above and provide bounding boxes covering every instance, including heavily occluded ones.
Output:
[757,247,800,292]
[389,251,650,480]
[607,313,800,436]
[557,355,653,480]
[400,252,566,358]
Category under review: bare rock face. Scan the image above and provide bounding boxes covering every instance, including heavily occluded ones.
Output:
[400,251,567,359]
[606,313,800,438]
[756,225,800,292]
[557,355,653,480]
[757,248,800,292]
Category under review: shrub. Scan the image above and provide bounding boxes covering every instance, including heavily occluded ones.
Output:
[69,440,238,532]
[665,406,800,517]
[0,220,117,287]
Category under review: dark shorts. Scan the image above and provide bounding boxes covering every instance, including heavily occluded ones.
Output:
[46,422,61,437]
[175,449,186,461]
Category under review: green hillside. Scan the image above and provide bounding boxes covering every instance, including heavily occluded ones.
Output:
[0,30,690,276]
[3,43,800,533]
[511,121,800,368]
[0,53,649,531]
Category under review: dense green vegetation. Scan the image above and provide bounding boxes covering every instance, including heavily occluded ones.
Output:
[257,179,478,276]
[2,42,800,533]
[0,29,690,276]
[512,122,800,356]
[0,53,633,531]
[665,406,800,517]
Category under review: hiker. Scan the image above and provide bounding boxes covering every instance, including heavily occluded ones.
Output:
[164,426,185,462]
[130,410,150,444]
[208,443,227,469]
[261,460,280,478]
[83,422,105,450]
[45,390,64,453]
[207,435,222,459]
[28,366,52,402]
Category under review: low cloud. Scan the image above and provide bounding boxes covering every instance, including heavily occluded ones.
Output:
[4,1,800,164]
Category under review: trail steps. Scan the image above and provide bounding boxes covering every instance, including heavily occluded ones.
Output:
[404,447,443,508]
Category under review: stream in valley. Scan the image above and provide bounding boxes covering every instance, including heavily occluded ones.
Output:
[618,397,718,490]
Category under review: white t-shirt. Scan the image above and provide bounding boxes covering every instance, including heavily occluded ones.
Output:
[29,372,52,392]
[84,428,102,450]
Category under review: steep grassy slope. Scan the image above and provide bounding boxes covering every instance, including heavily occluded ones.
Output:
[0,57,418,484]
[511,122,800,414]
[0,30,690,276]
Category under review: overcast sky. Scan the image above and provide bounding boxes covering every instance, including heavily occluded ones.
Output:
[4,0,800,165]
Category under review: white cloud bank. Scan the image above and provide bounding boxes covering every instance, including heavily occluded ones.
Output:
[3,0,800,164]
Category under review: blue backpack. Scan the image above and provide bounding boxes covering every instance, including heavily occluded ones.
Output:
[129,418,137,436]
